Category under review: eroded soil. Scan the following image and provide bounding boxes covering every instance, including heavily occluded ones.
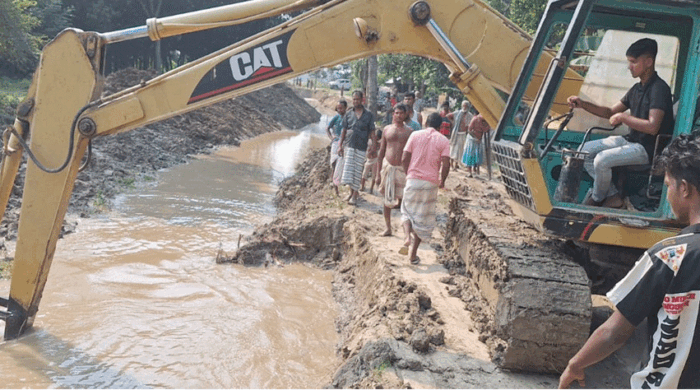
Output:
[0,69,320,276]
[1,82,646,387]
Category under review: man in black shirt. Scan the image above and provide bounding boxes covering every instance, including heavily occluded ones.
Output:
[568,38,674,208]
[559,131,700,389]
[338,90,376,205]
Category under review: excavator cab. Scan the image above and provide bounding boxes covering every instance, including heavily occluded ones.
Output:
[493,0,696,251]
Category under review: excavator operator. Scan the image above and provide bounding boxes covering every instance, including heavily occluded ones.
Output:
[567,38,675,208]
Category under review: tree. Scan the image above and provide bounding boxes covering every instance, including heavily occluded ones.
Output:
[484,0,547,35]
[0,0,40,77]
[31,0,74,41]
[508,0,546,34]
[0,0,74,77]
[377,54,451,98]
[132,0,164,72]
[367,55,378,117]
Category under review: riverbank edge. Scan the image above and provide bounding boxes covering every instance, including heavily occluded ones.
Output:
[222,145,583,388]
[0,77,321,278]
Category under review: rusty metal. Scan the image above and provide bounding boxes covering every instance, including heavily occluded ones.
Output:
[409,1,431,25]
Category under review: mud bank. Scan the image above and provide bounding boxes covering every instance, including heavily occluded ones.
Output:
[223,141,643,388]
[0,69,320,243]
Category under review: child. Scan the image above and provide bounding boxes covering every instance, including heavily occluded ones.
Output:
[438,101,453,137]
[462,114,490,177]
[360,138,378,194]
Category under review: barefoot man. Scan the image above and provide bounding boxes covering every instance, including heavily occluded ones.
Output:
[338,90,376,205]
[376,103,413,236]
[400,113,451,264]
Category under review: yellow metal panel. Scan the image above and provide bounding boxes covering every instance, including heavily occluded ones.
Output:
[522,157,553,215]
[508,200,545,230]
[9,29,95,316]
[587,225,677,249]
[90,97,144,132]
[0,121,27,225]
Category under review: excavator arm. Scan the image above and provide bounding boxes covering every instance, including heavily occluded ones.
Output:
[0,0,583,340]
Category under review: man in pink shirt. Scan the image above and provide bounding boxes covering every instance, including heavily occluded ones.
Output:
[400,112,451,264]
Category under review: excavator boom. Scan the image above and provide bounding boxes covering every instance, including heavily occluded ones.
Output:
[0,0,589,370]
[0,0,480,340]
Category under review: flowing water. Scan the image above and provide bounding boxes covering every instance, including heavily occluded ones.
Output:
[0,120,339,388]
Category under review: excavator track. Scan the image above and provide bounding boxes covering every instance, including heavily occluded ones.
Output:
[443,179,591,373]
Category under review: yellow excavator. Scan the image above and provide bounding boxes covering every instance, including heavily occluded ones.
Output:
[0,0,697,374]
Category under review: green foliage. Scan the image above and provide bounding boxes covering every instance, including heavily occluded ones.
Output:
[371,359,392,381]
[509,0,547,34]
[93,190,107,209]
[0,77,31,124]
[0,259,12,280]
[0,0,41,76]
[118,177,136,188]
[0,0,73,77]
[483,0,548,35]
[377,54,451,96]
[31,0,74,41]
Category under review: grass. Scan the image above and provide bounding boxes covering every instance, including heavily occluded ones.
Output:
[118,177,136,188]
[0,259,12,280]
[0,77,31,122]
[0,77,31,98]
[372,359,392,381]
[93,190,107,210]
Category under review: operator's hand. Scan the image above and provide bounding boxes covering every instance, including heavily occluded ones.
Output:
[567,96,582,109]
[338,146,344,157]
[375,173,382,186]
[609,112,626,126]
[558,364,585,389]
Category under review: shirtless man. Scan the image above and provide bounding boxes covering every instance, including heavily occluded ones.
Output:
[376,103,413,236]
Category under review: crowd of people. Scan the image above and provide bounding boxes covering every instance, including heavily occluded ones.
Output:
[325,88,490,264]
[322,37,700,389]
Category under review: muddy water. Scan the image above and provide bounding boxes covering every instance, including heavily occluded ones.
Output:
[0,121,339,388]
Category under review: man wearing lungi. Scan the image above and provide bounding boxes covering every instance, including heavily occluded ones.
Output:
[326,100,347,196]
[338,90,376,205]
[376,103,413,237]
[400,112,451,264]
[463,114,490,177]
[449,100,473,170]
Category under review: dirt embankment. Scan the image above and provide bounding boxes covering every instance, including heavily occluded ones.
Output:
[1,78,643,386]
[0,69,319,278]
[0,69,320,242]
[220,139,642,388]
